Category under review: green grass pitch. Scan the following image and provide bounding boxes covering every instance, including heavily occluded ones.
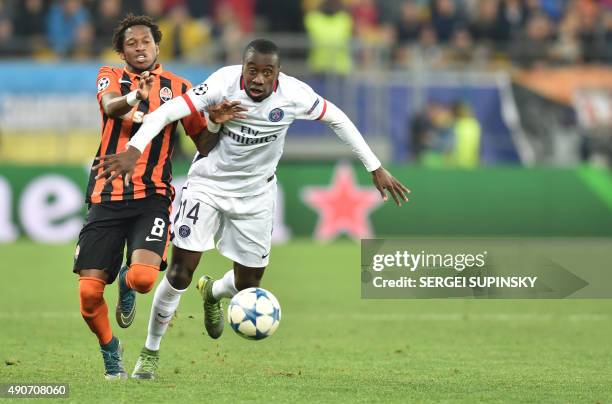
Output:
[1,240,612,403]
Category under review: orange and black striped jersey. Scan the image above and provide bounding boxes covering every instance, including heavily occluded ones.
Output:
[86,64,206,204]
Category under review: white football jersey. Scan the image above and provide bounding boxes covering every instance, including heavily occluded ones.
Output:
[182,65,327,197]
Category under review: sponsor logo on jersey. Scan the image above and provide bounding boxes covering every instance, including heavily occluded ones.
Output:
[222,127,279,145]
[159,86,173,102]
[268,108,284,122]
[97,77,110,92]
[178,225,191,238]
[193,83,208,96]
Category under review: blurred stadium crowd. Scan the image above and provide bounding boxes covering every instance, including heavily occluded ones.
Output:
[0,0,610,168]
[0,0,610,69]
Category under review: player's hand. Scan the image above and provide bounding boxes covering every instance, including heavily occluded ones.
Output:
[92,145,142,186]
[207,99,248,124]
[371,166,410,206]
[136,71,154,101]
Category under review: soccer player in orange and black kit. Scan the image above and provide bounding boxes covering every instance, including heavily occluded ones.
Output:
[73,14,230,380]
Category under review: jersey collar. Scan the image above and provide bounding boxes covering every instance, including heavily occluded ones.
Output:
[123,64,163,80]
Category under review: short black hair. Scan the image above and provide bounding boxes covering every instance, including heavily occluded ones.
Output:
[112,14,162,53]
[243,39,280,65]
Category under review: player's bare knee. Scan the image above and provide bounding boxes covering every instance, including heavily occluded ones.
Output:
[131,249,162,267]
[166,264,194,290]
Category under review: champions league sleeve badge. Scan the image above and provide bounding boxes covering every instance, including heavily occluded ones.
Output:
[193,83,208,96]
[97,77,110,93]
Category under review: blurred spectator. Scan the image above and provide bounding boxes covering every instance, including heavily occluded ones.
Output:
[395,1,424,44]
[93,0,123,54]
[213,0,253,63]
[573,0,606,62]
[430,0,463,42]
[46,0,90,57]
[142,0,164,20]
[499,0,529,38]
[0,0,607,70]
[469,0,510,44]
[186,0,212,18]
[539,0,567,22]
[452,102,481,168]
[551,8,581,63]
[409,104,435,163]
[13,0,48,55]
[411,24,445,68]
[71,21,95,59]
[0,0,14,56]
[447,25,476,65]
[158,1,209,61]
[352,0,394,66]
[393,1,425,65]
[352,0,378,35]
[256,0,303,32]
[121,0,142,14]
[414,101,456,167]
[511,12,554,68]
[214,0,255,34]
[604,11,612,62]
[304,0,353,75]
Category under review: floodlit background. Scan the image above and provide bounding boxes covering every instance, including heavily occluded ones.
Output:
[1,0,611,402]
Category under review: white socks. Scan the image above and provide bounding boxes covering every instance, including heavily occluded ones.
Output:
[212,270,238,300]
[145,276,186,351]
[144,270,236,351]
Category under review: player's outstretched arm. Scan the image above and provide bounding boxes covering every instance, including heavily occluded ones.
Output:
[319,101,410,205]
[93,95,192,185]
[189,99,247,156]
[101,71,154,118]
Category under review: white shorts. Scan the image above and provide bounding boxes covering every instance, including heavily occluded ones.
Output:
[172,183,276,268]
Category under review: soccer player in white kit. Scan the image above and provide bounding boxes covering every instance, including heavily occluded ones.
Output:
[95,39,409,379]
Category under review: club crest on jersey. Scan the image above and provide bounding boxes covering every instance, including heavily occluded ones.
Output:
[97,77,110,93]
[178,225,191,238]
[268,108,284,122]
[193,83,208,96]
[159,86,173,102]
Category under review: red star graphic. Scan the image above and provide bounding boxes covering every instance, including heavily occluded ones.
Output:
[302,165,382,241]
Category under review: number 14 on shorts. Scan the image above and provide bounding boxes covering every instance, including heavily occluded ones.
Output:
[176,200,200,225]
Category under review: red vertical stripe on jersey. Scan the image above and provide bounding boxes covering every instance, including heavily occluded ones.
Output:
[182,93,197,114]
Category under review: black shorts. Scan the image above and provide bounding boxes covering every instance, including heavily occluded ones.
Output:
[73,194,171,284]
